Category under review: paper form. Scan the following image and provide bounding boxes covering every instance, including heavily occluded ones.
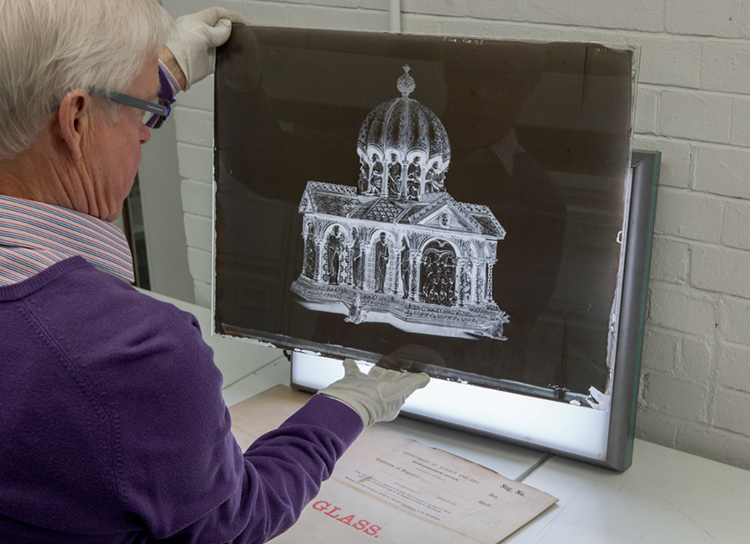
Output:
[230,385,557,543]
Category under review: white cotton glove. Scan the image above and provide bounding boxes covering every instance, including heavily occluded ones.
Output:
[320,359,430,427]
[166,7,248,89]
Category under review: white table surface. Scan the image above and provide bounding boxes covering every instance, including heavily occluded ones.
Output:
[146,290,750,542]
[508,439,750,543]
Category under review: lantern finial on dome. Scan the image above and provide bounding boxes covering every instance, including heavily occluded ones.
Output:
[356,64,451,200]
[397,65,416,98]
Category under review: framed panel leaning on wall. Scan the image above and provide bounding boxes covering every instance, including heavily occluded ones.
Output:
[212,25,658,470]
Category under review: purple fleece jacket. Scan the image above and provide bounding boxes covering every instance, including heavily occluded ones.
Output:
[0,256,363,543]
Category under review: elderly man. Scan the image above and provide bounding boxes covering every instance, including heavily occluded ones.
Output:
[0,1,428,542]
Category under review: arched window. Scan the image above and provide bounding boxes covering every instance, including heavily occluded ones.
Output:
[420,240,457,306]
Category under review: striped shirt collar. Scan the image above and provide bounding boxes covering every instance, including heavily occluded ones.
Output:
[489,129,524,176]
[0,195,134,286]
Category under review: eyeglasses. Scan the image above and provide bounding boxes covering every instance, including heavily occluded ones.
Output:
[98,92,172,129]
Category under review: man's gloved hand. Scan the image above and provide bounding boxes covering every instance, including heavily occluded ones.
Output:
[166,7,248,89]
[320,359,430,427]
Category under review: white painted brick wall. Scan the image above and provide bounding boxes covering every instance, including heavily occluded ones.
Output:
[720,297,750,346]
[714,389,750,435]
[717,343,750,391]
[641,327,680,373]
[653,189,724,243]
[183,213,213,253]
[403,0,468,18]
[165,0,750,469]
[181,179,213,217]
[439,19,565,42]
[173,108,213,147]
[682,337,712,383]
[467,0,526,22]
[648,284,718,336]
[692,245,750,298]
[187,247,213,284]
[701,42,750,94]
[724,201,750,250]
[641,373,708,421]
[633,85,658,134]
[659,90,732,143]
[731,96,750,145]
[694,146,750,199]
[632,135,692,189]
[664,0,742,38]
[633,36,702,87]
[526,0,666,32]
[649,237,689,283]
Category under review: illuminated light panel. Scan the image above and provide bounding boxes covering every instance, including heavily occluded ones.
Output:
[292,352,609,460]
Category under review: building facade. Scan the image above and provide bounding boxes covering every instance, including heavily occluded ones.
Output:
[291,66,509,340]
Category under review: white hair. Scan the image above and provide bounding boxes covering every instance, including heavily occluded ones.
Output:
[0,0,174,161]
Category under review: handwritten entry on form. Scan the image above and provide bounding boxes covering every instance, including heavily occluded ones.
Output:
[230,386,557,543]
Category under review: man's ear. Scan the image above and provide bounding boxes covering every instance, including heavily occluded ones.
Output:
[56,90,91,162]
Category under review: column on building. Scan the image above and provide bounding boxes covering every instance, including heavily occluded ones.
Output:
[486,261,495,303]
[474,259,486,304]
[387,237,397,296]
[314,225,326,283]
[409,251,421,302]
[364,244,374,292]
[456,257,470,307]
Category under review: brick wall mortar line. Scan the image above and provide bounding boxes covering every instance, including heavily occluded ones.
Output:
[648,278,722,301]
[182,177,213,187]
[177,142,213,152]
[404,15,750,43]
[188,246,212,257]
[683,239,750,257]
[650,137,750,152]
[656,186,750,203]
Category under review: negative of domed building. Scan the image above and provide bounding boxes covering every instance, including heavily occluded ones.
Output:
[290,66,510,340]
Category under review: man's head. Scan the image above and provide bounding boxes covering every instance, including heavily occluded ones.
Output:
[442,42,546,157]
[0,0,173,220]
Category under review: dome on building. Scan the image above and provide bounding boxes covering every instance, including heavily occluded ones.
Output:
[356,66,451,201]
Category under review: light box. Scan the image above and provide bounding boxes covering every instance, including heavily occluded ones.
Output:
[291,151,660,470]
[212,26,658,471]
